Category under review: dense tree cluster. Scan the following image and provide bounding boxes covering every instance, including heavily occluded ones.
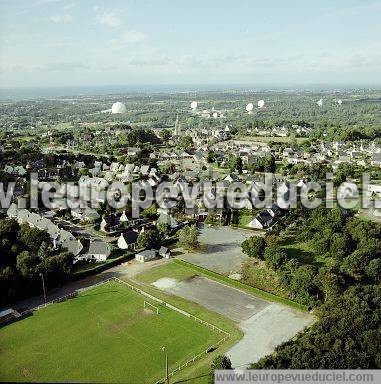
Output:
[243,207,381,368]
[226,155,243,173]
[0,219,74,305]
[246,156,276,174]
[177,225,199,251]
[309,125,381,142]
[252,284,381,368]
[137,228,161,249]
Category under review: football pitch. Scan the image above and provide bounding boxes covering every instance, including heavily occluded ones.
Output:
[0,280,223,383]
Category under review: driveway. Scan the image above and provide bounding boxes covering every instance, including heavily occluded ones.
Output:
[178,226,260,275]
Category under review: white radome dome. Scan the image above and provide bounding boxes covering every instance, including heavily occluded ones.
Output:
[111,102,127,114]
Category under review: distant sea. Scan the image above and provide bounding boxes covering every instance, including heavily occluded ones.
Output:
[0,84,377,101]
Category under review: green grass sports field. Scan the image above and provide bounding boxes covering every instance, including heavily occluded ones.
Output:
[0,281,222,383]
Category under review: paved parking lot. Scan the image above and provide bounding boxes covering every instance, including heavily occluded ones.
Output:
[179,227,258,274]
[156,275,269,322]
[152,274,314,368]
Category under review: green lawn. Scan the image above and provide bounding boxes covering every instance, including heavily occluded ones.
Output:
[281,237,332,267]
[138,261,197,283]
[0,281,222,384]
[238,215,254,226]
[282,240,316,265]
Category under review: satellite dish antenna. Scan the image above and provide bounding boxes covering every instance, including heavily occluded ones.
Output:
[246,103,254,112]
[317,99,323,107]
[257,100,265,108]
[190,101,198,110]
[337,99,342,105]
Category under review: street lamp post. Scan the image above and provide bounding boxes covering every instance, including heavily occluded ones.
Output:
[39,273,47,305]
[162,346,169,384]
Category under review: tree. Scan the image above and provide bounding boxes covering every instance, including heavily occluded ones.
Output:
[365,259,381,282]
[265,233,281,246]
[178,136,193,151]
[37,242,49,260]
[241,236,267,259]
[157,222,170,237]
[19,224,50,252]
[177,225,199,251]
[289,265,318,306]
[40,252,74,278]
[314,268,344,301]
[142,204,158,219]
[137,229,160,249]
[341,249,372,276]
[16,251,39,279]
[78,168,89,176]
[0,219,20,243]
[160,129,171,141]
[208,355,232,384]
[207,151,217,163]
[226,155,242,173]
[263,246,288,270]
[252,285,381,369]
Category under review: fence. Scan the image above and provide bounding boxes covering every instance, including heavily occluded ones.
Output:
[19,278,114,316]
[18,276,231,383]
[113,277,230,337]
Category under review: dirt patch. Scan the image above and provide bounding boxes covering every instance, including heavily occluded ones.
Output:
[152,277,178,290]
[183,274,198,282]
[20,366,34,379]
[229,273,242,280]
[143,308,156,316]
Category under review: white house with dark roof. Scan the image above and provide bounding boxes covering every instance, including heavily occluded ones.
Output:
[117,231,139,250]
[247,210,273,229]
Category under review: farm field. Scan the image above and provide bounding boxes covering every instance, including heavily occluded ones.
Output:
[0,280,223,383]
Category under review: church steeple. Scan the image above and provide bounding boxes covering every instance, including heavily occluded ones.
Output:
[174,114,182,136]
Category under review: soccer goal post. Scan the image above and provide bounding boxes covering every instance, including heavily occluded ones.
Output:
[144,301,159,314]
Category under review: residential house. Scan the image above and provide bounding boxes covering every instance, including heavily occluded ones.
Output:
[159,246,171,259]
[247,210,273,229]
[117,231,139,250]
[87,240,111,262]
[135,249,156,263]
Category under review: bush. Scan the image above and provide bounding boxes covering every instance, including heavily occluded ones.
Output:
[241,236,267,259]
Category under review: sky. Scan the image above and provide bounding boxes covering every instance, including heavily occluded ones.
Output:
[0,0,380,88]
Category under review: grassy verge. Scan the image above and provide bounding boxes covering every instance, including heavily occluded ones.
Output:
[173,259,308,311]
[241,259,291,298]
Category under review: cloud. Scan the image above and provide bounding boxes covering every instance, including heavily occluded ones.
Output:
[0,63,29,72]
[122,30,146,43]
[35,61,90,72]
[95,11,121,29]
[324,2,381,19]
[62,2,78,10]
[49,14,73,23]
